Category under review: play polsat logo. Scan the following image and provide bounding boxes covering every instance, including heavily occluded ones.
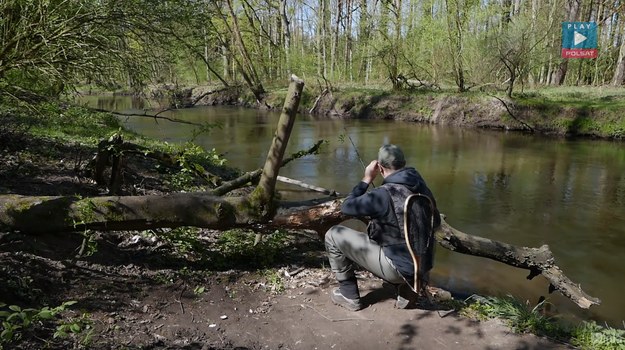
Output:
[562,22,597,59]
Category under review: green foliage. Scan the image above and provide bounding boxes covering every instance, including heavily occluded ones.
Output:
[162,142,228,191]
[0,0,201,98]
[464,295,559,335]
[0,301,77,345]
[53,312,94,346]
[193,286,206,296]
[461,295,625,349]
[176,143,227,169]
[4,0,625,99]
[571,321,625,350]
[157,227,204,256]
[0,102,122,147]
[215,229,289,268]
[261,269,285,294]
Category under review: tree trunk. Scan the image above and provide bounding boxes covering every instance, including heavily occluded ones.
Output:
[223,0,265,101]
[435,216,600,309]
[612,29,625,85]
[280,0,291,73]
[344,0,353,81]
[252,75,305,212]
[357,0,369,80]
[331,0,342,79]
[446,0,466,92]
[551,0,580,85]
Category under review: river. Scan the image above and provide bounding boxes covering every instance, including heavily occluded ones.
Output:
[84,95,625,327]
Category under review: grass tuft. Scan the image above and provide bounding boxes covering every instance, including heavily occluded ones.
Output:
[460,295,625,349]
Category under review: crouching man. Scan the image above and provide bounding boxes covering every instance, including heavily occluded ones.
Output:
[325,144,440,311]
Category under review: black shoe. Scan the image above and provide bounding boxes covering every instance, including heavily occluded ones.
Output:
[330,288,363,311]
[395,284,419,309]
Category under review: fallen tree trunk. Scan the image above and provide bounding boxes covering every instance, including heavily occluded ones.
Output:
[0,193,600,309]
[435,216,600,309]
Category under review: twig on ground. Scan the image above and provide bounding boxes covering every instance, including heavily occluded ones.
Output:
[174,284,187,314]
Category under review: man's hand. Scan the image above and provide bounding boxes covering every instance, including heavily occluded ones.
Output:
[362,160,379,184]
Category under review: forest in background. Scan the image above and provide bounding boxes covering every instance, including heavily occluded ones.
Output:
[1,0,625,103]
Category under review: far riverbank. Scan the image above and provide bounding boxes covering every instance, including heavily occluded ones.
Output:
[142,84,625,140]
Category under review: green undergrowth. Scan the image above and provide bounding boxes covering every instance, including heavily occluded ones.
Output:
[150,227,291,269]
[149,227,291,295]
[214,229,290,269]
[0,100,232,192]
[0,301,94,349]
[458,295,625,350]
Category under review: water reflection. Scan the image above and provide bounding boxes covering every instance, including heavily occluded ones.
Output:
[83,95,625,327]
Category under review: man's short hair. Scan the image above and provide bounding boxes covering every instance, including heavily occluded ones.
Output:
[378,144,406,170]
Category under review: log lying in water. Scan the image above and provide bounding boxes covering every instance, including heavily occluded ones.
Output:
[435,217,600,309]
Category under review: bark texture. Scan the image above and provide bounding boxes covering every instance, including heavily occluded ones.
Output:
[255,74,305,206]
[435,216,600,309]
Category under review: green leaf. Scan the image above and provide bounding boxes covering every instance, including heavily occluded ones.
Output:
[0,311,10,318]
[53,330,67,339]
[37,310,53,320]
[1,329,13,341]
[70,323,81,333]
[8,305,20,312]
[61,301,77,308]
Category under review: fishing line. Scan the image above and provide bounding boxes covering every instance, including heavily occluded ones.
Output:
[343,126,375,188]
[344,126,367,170]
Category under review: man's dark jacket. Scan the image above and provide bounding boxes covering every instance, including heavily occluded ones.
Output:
[341,167,440,281]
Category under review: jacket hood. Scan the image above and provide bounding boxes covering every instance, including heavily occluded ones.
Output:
[382,167,425,192]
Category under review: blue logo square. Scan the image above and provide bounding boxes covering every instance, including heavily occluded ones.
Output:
[562,22,597,49]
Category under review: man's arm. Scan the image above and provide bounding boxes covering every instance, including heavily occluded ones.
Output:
[341,159,389,218]
[341,185,389,218]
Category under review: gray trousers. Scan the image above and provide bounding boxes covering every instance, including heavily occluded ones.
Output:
[324,225,405,284]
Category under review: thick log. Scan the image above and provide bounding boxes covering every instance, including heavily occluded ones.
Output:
[435,217,600,309]
[435,217,555,271]
[0,193,600,309]
[0,193,250,233]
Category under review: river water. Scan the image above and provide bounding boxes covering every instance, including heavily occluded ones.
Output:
[85,96,625,327]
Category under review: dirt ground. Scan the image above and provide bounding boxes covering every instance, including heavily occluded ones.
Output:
[0,228,575,350]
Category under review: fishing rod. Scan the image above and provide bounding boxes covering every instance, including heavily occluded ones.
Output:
[343,126,375,188]
[344,127,366,170]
